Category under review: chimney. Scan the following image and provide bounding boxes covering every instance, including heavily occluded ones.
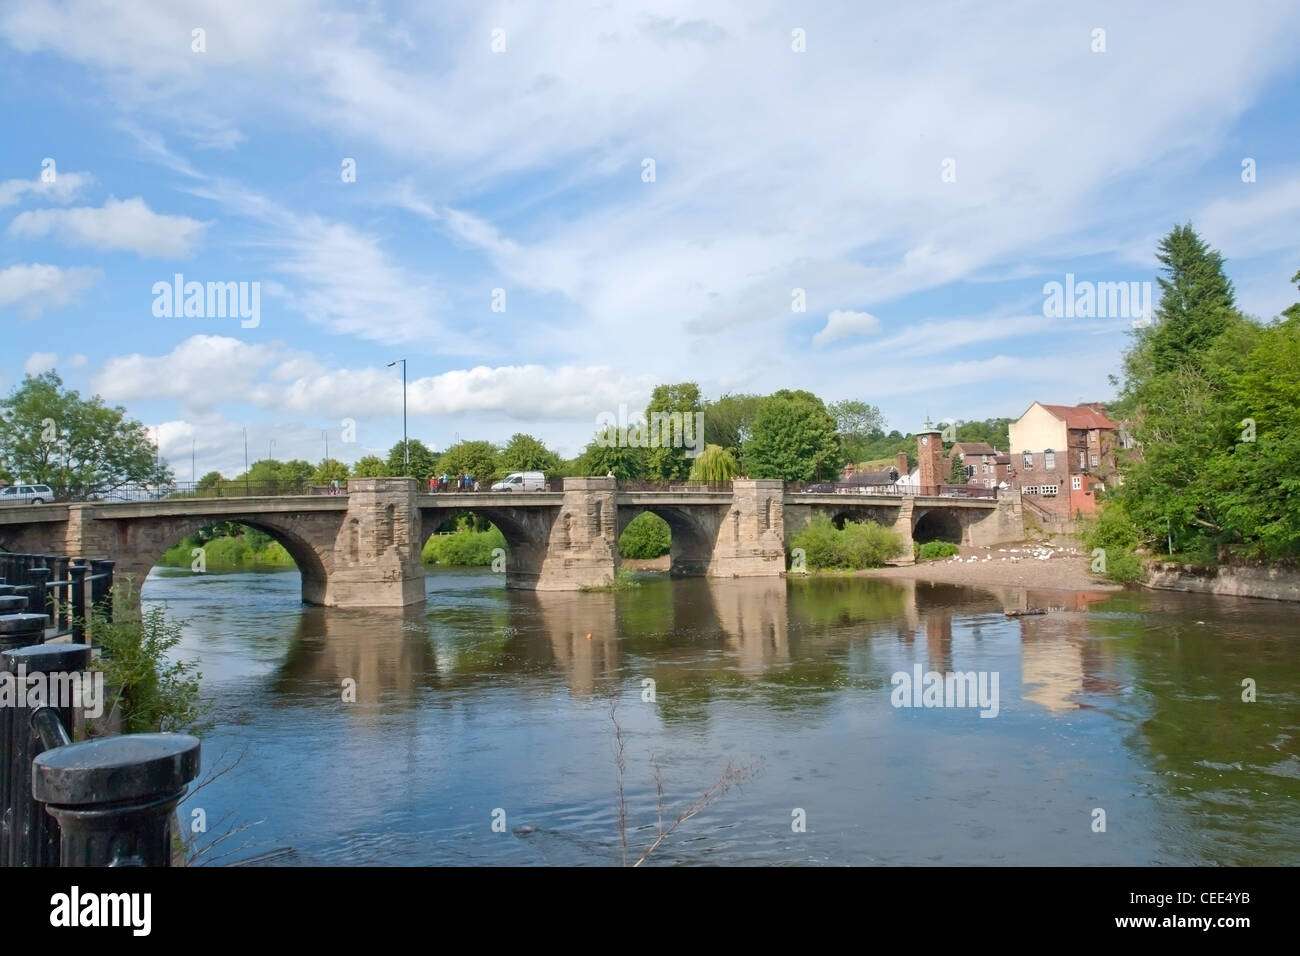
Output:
[895,450,909,476]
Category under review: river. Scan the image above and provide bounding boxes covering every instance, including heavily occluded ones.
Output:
[143,568,1300,866]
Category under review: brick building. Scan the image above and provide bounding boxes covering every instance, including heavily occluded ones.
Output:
[948,441,1012,490]
[1007,402,1119,518]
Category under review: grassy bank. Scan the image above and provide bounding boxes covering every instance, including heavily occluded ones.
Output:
[158,533,295,572]
[422,526,507,566]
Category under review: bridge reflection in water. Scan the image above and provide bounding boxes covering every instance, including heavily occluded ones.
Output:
[259,572,1118,720]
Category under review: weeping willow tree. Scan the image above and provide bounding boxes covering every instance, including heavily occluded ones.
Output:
[688,444,739,483]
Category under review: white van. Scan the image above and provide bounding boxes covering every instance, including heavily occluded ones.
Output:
[491,472,546,492]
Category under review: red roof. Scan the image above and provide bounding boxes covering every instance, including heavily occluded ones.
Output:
[1039,403,1117,430]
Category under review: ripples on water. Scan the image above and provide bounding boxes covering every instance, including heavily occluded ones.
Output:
[145,567,1300,866]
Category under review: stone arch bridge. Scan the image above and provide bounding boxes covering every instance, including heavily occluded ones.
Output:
[0,478,1024,607]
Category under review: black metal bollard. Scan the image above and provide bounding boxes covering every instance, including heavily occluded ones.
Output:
[33,733,200,867]
[0,642,95,867]
[0,612,48,653]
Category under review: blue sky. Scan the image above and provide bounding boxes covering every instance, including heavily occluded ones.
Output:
[2,0,1298,478]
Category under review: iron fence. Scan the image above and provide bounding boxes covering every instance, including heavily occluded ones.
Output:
[0,552,114,644]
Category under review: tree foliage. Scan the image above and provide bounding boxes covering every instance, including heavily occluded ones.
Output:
[436,440,499,483]
[745,390,842,480]
[1107,227,1300,561]
[688,444,739,483]
[498,433,561,474]
[644,382,702,481]
[575,432,646,479]
[386,438,439,479]
[0,371,172,499]
[828,399,886,465]
[351,455,388,478]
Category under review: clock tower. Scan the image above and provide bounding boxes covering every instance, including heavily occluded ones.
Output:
[916,422,944,496]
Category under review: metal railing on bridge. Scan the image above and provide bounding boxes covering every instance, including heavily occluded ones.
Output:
[788,481,999,499]
[615,480,734,493]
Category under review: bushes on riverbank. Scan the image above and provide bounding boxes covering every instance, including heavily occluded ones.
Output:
[619,512,671,558]
[915,540,960,561]
[158,532,294,571]
[1081,503,1145,583]
[789,515,904,570]
[422,526,507,566]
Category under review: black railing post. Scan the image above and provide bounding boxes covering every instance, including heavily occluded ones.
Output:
[52,556,69,635]
[0,642,94,867]
[89,560,115,624]
[68,560,88,643]
[33,733,201,867]
[25,566,51,627]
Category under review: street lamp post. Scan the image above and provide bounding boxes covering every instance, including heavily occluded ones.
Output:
[268,438,275,462]
[322,429,329,464]
[388,359,408,472]
[191,439,196,485]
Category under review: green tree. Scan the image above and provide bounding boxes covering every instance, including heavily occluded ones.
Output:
[312,458,350,483]
[575,431,646,479]
[828,399,886,464]
[0,371,172,500]
[688,444,739,483]
[948,454,967,484]
[1112,225,1255,555]
[1138,223,1239,377]
[436,440,499,484]
[498,433,561,474]
[644,382,702,481]
[351,455,389,478]
[744,390,842,480]
[386,439,438,479]
[700,393,764,470]
[196,471,224,491]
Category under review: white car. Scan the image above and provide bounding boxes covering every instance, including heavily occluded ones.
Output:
[0,483,55,504]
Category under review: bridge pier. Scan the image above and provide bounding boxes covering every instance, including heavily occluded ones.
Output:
[325,478,426,607]
[707,479,788,577]
[523,477,620,590]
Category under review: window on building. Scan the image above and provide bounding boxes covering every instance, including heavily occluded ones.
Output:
[1090,454,1099,468]
[1071,475,1082,491]
[1089,430,1097,443]
[1044,449,1055,469]
[1079,451,1086,469]
[1022,451,1033,469]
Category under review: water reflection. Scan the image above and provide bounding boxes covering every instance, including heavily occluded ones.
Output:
[143,567,1300,866]
[275,605,438,705]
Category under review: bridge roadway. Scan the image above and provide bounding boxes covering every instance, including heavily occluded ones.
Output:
[0,479,1023,607]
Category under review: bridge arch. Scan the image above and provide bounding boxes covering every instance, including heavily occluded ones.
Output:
[617,505,715,576]
[128,515,331,604]
[912,508,964,544]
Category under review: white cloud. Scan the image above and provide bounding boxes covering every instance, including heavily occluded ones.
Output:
[23,352,58,375]
[0,170,93,207]
[813,310,881,347]
[92,335,656,424]
[0,263,99,315]
[9,197,207,257]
